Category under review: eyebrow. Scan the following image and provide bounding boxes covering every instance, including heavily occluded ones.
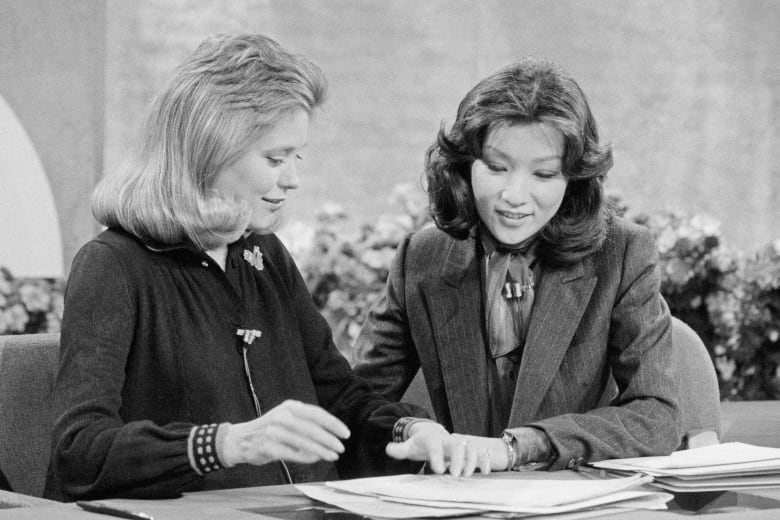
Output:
[264,143,308,155]
[483,145,562,164]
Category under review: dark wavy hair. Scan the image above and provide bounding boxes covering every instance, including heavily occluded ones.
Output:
[426,57,614,266]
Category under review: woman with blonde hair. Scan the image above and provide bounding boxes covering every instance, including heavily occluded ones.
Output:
[47,33,458,501]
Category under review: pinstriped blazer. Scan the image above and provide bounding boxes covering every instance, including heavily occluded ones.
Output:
[355,216,682,470]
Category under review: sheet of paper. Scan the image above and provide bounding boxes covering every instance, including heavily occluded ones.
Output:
[484,508,623,520]
[596,458,780,478]
[296,484,480,518]
[378,489,671,515]
[654,473,780,491]
[665,466,780,480]
[325,473,651,509]
[299,483,669,519]
[592,442,780,472]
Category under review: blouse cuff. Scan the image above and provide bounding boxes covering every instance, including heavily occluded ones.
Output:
[188,423,229,475]
[392,417,437,443]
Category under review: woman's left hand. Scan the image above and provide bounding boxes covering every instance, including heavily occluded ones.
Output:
[385,424,507,477]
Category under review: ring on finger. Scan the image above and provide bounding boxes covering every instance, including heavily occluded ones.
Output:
[479,449,492,473]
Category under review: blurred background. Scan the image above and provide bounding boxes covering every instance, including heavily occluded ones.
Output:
[1,0,778,277]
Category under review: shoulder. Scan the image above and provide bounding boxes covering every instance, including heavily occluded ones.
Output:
[406,224,460,257]
[580,216,660,285]
[95,228,145,250]
[599,216,656,258]
[66,230,144,304]
[73,228,146,265]
[606,216,652,240]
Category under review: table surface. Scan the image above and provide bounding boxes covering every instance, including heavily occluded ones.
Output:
[5,475,780,520]
[1,401,778,520]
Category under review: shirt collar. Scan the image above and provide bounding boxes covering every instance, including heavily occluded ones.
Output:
[478,223,538,262]
[141,232,251,255]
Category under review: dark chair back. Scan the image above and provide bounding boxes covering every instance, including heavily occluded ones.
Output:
[672,317,721,447]
[0,333,59,497]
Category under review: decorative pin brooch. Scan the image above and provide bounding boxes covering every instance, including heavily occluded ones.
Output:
[242,246,264,271]
[503,273,534,300]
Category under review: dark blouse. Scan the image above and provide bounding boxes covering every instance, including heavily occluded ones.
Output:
[46,228,421,500]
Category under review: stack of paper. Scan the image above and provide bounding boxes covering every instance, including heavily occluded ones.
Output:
[592,442,780,492]
[296,472,672,518]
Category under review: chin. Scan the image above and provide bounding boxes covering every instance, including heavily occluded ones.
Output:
[247,216,278,235]
[497,232,536,246]
[249,206,292,235]
[494,228,526,242]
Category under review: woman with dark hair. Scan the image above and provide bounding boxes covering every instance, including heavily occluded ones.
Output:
[356,57,681,475]
[47,33,462,501]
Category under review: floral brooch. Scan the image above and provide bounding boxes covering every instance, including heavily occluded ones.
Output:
[242,246,264,271]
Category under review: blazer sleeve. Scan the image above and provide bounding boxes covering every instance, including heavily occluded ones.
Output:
[50,241,200,500]
[276,239,426,477]
[526,226,682,469]
[352,233,421,401]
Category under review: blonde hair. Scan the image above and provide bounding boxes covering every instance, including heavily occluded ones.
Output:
[93,34,327,250]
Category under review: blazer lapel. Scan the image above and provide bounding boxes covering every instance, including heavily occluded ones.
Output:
[508,259,597,426]
[425,236,491,435]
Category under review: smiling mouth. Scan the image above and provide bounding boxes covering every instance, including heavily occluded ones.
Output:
[262,197,285,205]
[496,209,531,220]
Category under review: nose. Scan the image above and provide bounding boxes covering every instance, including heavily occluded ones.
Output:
[278,161,300,191]
[500,170,531,206]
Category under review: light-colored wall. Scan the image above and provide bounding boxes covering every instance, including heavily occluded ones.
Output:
[4,1,778,274]
[0,93,63,277]
[0,0,104,275]
[104,0,780,257]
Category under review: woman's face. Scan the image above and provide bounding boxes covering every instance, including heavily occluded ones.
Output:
[213,109,310,234]
[471,122,568,246]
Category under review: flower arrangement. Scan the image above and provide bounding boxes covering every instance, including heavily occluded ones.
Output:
[289,184,780,401]
[628,208,780,400]
[282,183,431,365]
[0,267,64,335]
[724,241,780,399]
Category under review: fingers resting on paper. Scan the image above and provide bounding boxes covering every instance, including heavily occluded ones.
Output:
[385,424,508,477]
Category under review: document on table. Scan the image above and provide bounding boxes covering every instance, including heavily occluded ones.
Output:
[592,443,780,474]
[651,474,780,492]
[296,472,671,518]
[296,484,480,518]
[591,442,780,492]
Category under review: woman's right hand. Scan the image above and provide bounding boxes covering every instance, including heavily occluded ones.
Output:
[220,400,350,467]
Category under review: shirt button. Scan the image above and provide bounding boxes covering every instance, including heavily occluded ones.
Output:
[201,261,208,267]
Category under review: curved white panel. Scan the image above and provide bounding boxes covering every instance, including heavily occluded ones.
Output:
[0,94,64,277]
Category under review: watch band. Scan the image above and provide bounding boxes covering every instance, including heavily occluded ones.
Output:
[501,431,517,471]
